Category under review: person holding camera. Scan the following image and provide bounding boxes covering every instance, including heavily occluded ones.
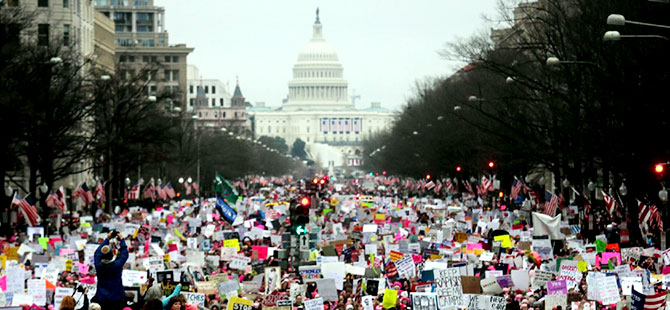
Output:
[93,230,129,310]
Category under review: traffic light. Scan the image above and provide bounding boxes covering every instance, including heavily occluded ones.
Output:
[488,161,495,168]
[655,164,664,174]
[456,166,462,172]
[312,177,319,185]
[426,174,431,180]
[291,196,311,235]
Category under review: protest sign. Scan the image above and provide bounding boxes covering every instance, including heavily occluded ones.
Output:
[362,296,376,310]
[228,297,254,310]
[462,294,506,310]
[545,294,567,310]
[298,265,321,280]
[411,293,438,310]
[304,298,324,310]
[230,254,251,270]
[54,287,74,309]
[481,276,503,294]
[6,266,24,294]
[122,270,147,287]
[460,276,481,294]
[557,260,582,290]
[289,283,306,302]
[434,268,463,309]
[308,278,338,301]
[547,280,568,295]
[532,270,553,289]
[597,275,620,305]
[382,289,398,309]
[183,292,206,307]
[27,279,46,306]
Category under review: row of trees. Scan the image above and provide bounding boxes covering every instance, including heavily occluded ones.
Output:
[0,6,300,217]
[364,0,670,205]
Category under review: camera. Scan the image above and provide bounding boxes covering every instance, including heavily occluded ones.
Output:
[111,230,119,238]
[77,285,86,293]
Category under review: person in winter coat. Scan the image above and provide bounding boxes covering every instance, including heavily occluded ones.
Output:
[93,230,129,310]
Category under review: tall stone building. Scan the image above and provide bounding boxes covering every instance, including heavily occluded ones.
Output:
[95,0,193,109]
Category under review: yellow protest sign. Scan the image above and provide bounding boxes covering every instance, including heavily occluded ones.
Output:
[577,261,588,272]
[39,237,49,250]
[65,259,73,272]
[224,239,241,252]
[389,251,404,262]
[382,289,397,309]
[163,254,170,263]
[494,235,512,248]
[80,222,91,228]
[0,254,5,269]
[228,296,253,310]
[7,247,18,261]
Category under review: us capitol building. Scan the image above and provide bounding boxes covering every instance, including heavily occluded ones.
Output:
[249,9,394,173]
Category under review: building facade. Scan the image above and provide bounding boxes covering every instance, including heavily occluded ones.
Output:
[249,10,394,171]
[95,0,193,109]
[93,10,115,73]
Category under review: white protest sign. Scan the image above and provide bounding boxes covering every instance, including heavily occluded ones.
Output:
[481,277,503,294]
[557,260,582,290]
[27,279,46,306]
[122,269,147,286]
[620,277,643,296]
[304,297,324,310]
[395,255,416,279]
[511,269,529,290]
[143,257,164,270]
[598,275,620,305]
[462,294,505,310]
[183,292,206,307]
[6,265,25,294]
[532,270,553,289]
[230,254,251,270]
[434,268,463,309]
[362,296,376,310]
[544,294,567,310]
[221,247,236,261]
[11,293,34,306]
[54,287,74,309]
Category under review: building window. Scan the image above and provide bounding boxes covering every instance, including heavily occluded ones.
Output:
[211,98,215,106]
[204,86,208,93]
[212,86,216,94]
[223,112,226,118]
[189,85,193,94]
[38,0,48,7]
[171,70,178,81]
[189,98,194,107]
[63,0,69,7]
[7,0,20,6]
[306,127,309,133]
[63,24,70,46]
[149,85,157,96]
[134,0,148,6]
[37,24,49,46]
[172,56,179,63]
[220,98,224,105]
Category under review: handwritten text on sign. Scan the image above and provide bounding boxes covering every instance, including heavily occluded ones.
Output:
[434,268,463,310]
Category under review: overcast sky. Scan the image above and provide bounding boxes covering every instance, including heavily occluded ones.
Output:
[156,1,500,111]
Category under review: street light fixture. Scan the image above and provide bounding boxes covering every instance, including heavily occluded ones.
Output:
[412,131,419,135]
[100,75,111,81]
[619,183,628,196]
[50,57,63,64]
[603,30,669,41]
[178,177,184,184]
[187,177,192,183]
[147,95,157,102]
[505,76,515,84]
[607,14,670,29]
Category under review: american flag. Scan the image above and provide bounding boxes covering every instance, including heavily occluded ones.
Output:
[631,288,666,310]
[425,180,435,190]
[127,184,140,200]
[527,188,539,206]
[45,189,65,214]
[464,180,474,195]
[185,182,192,195]
[165,183,176,199]
[433,180,442,195]
[510,178,522,200]
[72,182,94,205]
[12,193,40,226]
[192,182,199,195]
[481,176,493,192]
[142,183,155,200]
[544,191,559,216]
[638,200,663,236]
[156,184,167,200]
[94,181,106,203]
[602,191,618,216]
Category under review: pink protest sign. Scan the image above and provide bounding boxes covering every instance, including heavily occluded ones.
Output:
[0,275,5,291]
[467,243,483,252]
[252,245,269,260]
[600,252,621,265]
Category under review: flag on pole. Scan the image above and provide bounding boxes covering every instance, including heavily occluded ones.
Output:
[45,190,65,214]
[185,182,192,195]
[94,181,106,203]
[631,288,666,310]
[142,183,155,200]
[510,178,522,200]
[425,180,435,190]
[156,184,167,200]
[72,183,95,205]
[464,180,474,195]
[192,182,199,195]
[127,184,140,200]
[214,173,239,204]
[12,193,40,226]
[165,183,176,199]
[544,191,559,216]
[602,191,618,216]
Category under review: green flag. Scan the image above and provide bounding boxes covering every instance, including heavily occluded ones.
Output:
[214,173,239,204]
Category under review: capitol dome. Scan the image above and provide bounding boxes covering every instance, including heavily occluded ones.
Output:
[284,9,353,111]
